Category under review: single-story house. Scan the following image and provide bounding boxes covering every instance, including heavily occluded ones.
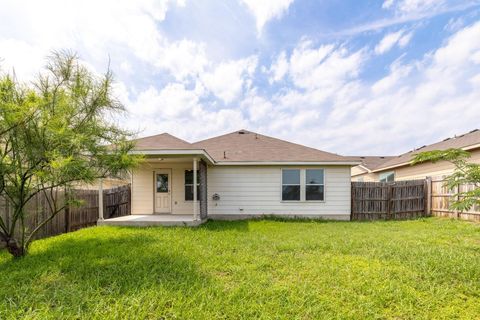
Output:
[116,130,359,224]
[351,129,480,182]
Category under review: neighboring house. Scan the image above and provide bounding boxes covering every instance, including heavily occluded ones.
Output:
[351,129,480,182]
[350,156,394,182]
[128,130,359,221]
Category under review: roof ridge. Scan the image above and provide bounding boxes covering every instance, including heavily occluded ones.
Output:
[134,132,192,145]
[192,129,248,145]
[194,129,342,157]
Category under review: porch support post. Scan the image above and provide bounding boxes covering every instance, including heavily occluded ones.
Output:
[193,158,198,221]
[98,178,104,221]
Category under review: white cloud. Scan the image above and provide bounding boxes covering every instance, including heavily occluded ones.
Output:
[155,40,208,80]
[268,51,289,83]
[0,0,192,80]
[1,0,479,158]
[129,83,201,118]
[122,84,249,142]
[289,40,365,91]
[375,29,412,54]
[0,39,46,80]
[382,0,395,9]
[201,56,258,104]
[382,0,446,14]
[371,58,413,94]
[236,21,480,155]
[240,0,294,34]
[444,16,465,32]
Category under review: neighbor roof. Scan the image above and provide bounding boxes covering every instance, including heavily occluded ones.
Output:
[132,129,357,164]
[373,129,480,172]
[348,156,395,172]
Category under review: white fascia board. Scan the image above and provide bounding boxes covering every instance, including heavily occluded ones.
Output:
[130,149,215,164]
[357,164,371,173]
[214,161,361,166]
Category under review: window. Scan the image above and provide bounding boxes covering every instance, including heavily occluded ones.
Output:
[282,169,300,201]
[156,174,169,193]
[185,170,200,201]
[379,171,395,182]
[306,169,324,201]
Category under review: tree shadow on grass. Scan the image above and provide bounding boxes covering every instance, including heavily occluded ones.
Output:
[0,230,214,318]
[199,220,250,232]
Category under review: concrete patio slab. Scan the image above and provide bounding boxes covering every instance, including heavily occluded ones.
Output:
[98,214,205,227]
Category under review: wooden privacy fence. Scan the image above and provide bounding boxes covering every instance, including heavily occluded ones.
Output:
[0,184,131,243]
[430,176,480,222]
[351,180,428,220]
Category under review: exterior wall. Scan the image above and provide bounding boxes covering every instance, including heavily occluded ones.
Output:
[351,166,366,177]
[131,162,199,215]
[207,165,351,219]
[351,172,378,182]
[378,149,480,181]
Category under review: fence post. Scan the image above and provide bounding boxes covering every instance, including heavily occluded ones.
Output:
[425,177,432,216]
[98,179,104,221]
[64,188,70,233]
[350,182,353,221]
[387,184,392,218]
[454,184,459,219]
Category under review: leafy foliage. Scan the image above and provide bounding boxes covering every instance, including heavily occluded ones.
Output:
[413,148,480,212]
[0,51,142,257]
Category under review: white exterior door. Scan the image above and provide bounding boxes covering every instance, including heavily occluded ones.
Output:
[154,170,171,213]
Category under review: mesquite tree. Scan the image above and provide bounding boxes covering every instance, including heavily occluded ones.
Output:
[413,148,480,211]
[0,52,141,257]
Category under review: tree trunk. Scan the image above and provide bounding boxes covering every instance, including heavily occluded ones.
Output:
[5,238,26,258]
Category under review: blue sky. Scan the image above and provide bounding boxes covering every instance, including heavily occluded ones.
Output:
[1,0,480,155]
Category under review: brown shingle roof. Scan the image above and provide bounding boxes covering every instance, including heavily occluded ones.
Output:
[192,129,348,162]
[132,133,193,150]
[347,156,395,171]
[132,129,355,163]
[373,129,480,171]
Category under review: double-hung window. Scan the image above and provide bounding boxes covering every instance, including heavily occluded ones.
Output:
[281,168,325,201]
[184,170,200,201]
[282,169,301,201]
[306,169,324,201]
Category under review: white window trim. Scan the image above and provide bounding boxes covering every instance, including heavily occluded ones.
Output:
[281,168,302,202]
[305,168,325,202]
[280,168,326,203]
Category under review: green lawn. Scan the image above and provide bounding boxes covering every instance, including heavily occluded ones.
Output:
[0,218,479,319]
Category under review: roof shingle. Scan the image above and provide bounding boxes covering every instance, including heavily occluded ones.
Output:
[132,129,354,163]
[192,130,347,162]
[374,129,480,171]
[132,133,192,150]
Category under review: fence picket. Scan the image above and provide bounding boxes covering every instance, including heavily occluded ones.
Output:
[0,184,131,245]
[351,180,427,220]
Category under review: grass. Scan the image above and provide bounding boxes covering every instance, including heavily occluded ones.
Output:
[0,218,479,319]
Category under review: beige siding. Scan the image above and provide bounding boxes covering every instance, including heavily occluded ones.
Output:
[351,172,378,182]
[351,166,367,177]
[207,165,351,218]
[351,166,378,182]
[132,162,199,215]
[381,149,480,181]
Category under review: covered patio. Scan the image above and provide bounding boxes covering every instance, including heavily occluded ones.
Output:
[97,143,214,226]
